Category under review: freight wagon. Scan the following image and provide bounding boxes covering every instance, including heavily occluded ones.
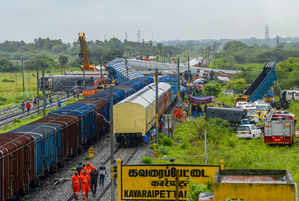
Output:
[1,76,154,201]
[113,82,172,146]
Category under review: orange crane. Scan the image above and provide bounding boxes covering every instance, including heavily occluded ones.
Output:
[78,32,97,71]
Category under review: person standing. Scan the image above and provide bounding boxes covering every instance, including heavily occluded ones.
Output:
[49,97,53,109]
[77,89,80,98]
[58,98,62,108]
[178,107,183,122]
[184,102,189,117]
[21,102,25,114]
[204,105,208,117]
[73,89,76,97]
[198,105,202,116]
[46,90,48,98]
[45,98,47,107]
[76,162,84,175]
[90,167,99,197]
[99,162,106,186]
[72,171,81,200]
[169,123,174,137]
[85,161,93,191]
[182,110,187,122]
[67,91,70,99]
[144,134,149,149]
[173,107,178,121]
[194,104,198,117]
[26,102,31,113]
[33,96,36,107]
[80,170,90,200]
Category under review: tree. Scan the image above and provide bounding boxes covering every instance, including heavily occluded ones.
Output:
[60,55,69,65]
[203,81,222,97]
[89,46,109,64]
[100,49,124,63]
[225,78,247,91]
[51,45,67,54]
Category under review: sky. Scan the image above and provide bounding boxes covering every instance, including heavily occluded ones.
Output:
[1,0,299,44]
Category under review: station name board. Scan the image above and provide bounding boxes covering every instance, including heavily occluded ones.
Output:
[121,165,219,200]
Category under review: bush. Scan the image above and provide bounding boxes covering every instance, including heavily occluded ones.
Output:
[71,167,76,171]
[186,180,214,201]
[85,156,91,160]
[1,79,15,83]
[158,133,166,139]
[141,156,152,164]
[180,141,189,149]
[158,145,170,155]
[158,138,164,145]
[149,143,159,150]
[13,118,22,124]
[29,114,36,120]
[161,137,174,146]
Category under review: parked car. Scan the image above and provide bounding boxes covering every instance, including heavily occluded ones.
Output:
[236,124,262,139]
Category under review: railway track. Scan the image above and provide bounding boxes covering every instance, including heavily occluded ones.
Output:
[65,143,142,201]
[0,93,72,127]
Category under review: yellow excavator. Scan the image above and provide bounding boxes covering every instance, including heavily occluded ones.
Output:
[78,32,97,71]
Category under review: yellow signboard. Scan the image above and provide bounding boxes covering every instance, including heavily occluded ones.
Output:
[88,147,94,158]
[120,165,219,200]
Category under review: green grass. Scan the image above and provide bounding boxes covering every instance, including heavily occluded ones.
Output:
[149,117,299,199]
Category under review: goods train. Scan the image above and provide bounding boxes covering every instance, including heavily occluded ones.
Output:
[113,82,173,146]
[0,77,153,201]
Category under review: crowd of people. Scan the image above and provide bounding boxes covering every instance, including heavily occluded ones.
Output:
[72,160,108,200]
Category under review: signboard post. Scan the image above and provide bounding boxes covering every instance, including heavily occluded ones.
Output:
[118,164,220,200]
[88,147,94,158]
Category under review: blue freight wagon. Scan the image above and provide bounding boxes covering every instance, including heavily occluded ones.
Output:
[7,123,62,177]
[48,104,96,143]
[243,61,277,102]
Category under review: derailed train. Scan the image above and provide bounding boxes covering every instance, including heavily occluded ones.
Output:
[0,77,153,201]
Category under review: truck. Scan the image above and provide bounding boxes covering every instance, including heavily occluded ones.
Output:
[243,61,277,102]
[264,111,296,145]
[271,90,299,109]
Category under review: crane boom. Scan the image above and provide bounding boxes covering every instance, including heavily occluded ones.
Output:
[78,32,97,71]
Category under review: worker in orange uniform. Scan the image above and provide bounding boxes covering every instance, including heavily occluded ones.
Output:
[85,161,93,191]
[80,165,86,176]
[173,107,178,121]
[178,107,183,122]
[169,123,174,137]
[81,170,90,200]
[72,171,81,200]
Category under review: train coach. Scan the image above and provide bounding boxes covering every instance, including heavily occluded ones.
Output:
[0,77,154,201]
[113,82,172,146]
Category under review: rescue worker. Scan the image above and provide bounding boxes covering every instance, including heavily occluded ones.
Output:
[99,162,107,186]
[198,105,202,116]
[178,107,183,122]
[72,171,81,200]
[80,165,86,176]
[169,123,174,137]
[81,170,90,199]
[182,110,187,122]
[194,104,198,117]
[184,102,189,117]
[173,107,178,121]
[85,161,93,191]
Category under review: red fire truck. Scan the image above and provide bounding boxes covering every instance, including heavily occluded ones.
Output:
[264,111,296,145]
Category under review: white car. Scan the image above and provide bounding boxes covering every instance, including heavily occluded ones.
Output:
[235,102,248,108]
[236,124,262,139]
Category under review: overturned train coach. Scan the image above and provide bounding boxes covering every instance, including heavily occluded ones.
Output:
[0,77,154,201]
[113,82,172,146]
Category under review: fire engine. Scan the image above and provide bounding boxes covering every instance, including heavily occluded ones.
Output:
[264,111,296,145]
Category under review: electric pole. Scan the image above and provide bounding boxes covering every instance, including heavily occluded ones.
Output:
[100,61,103,90]
[37,60,39,115]
[125,58,129,81]
[155,69,159,144]
[42,70,45,117]
[110,85,115,201]
[188,56,190,94]
[21,58,25,92]
[60,55,62,75]
[177,58,180,107]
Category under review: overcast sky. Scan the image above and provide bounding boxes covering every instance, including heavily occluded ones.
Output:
[1,0,299,44]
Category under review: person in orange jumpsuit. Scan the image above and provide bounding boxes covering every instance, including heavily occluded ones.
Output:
[80,165,86,176]
[85,161,93,191]
[72,171,81,200]
[178,107,183,122]
[173,107,178,121]
[81,170,90,200]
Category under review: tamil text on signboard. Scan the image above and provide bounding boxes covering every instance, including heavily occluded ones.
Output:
[120,164,219,200]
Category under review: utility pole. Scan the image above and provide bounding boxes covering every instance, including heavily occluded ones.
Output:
[125,58,129,81]
[37,60,39,115]
[42,70,45,117]
[155,69,159,144]
[205,130,207,165]
[60,55,62,75]
[188,56,190,94]
[21,58,25,92]
[110,85,115,201]
[100,61,103,89]
[177,58,180,107]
